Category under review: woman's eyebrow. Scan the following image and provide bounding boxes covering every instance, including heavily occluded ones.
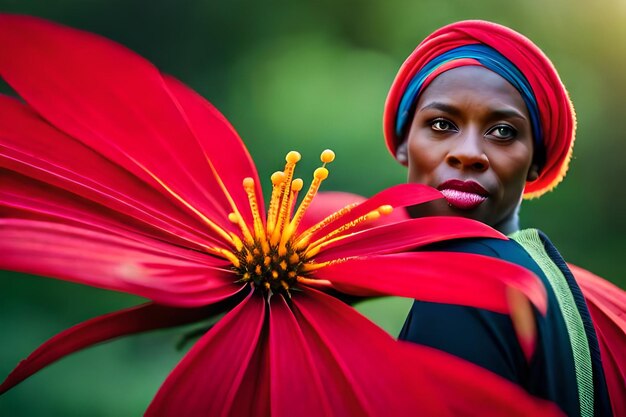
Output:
[418,101,528,121]
[417,101,460,115]
[489,108,528,121]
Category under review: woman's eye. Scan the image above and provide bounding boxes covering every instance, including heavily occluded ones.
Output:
[430,119,455,132]
[488,125,517,140]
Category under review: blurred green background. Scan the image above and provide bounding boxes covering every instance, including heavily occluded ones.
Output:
[1,0,624,415]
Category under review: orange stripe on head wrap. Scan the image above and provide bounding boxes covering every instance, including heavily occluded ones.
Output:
[383,20,576,199]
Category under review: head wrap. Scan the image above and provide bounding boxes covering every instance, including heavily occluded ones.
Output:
[383,20,576,199]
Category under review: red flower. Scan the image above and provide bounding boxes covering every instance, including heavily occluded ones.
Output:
[0,15,563,416]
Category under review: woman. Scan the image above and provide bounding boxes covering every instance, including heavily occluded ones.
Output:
[382,21,624,417]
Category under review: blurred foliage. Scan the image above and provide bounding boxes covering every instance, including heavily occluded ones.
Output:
[1,0,624,415]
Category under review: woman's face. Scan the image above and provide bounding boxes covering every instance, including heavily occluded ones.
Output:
[399,66,538,233]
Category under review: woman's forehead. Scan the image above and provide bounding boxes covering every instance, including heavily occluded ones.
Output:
[416,66,527,113]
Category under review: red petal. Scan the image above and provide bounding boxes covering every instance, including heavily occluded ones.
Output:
[0,15,258,233]
[570,264,626,417]
[268,295,332,417]
[145,289,270,417]
[314,252,547,315]
[0,300,239,394]
[394,342,565,417]
[163,76,264,224]
[304,184,442,242]
[293,288,562,416]
[0,96,225,248]
[315,216,505,262]
[1,169,216,251]
[0,219,243,307]
[292,288,445,416]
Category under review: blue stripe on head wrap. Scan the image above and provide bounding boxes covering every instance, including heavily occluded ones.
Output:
[396,44,545,167]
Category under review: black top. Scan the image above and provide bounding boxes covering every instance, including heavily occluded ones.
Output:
[398,236,612,417]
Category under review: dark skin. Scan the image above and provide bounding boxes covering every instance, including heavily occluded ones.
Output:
[397,66,540,235]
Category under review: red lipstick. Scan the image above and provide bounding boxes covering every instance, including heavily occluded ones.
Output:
[437,179,488,210]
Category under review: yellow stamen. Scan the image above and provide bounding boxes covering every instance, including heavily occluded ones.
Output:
[296,276,332,288]
[230,233,244,252]
[305,209,382,254]
[266,171,286,235]
[379,204,393,215]
[301,257,350,272]
[217,248,241,268]
[243,177,267,244]
[287,178,304,222]
[285,167,328,242]
[271,151,301,244]
[294,203,359,249]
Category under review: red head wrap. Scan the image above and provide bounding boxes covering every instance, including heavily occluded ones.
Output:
[383,20,576,199]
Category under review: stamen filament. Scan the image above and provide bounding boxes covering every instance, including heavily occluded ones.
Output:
[266,171,286,235]
[271,151,301,244]
[296,276,333,288]
[306,209,382,252]
[301,257,350,272]
[216,248,241,267]
[243,177,267,246]
[294,203,359,249]
[229,211,255,245]
[286,167,328,243]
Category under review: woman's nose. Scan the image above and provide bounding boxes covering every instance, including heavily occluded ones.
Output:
[445,133,489,172]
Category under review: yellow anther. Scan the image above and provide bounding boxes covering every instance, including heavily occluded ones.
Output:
[271,171,285,185]
[243,177,255,189]
[368,211,381,221]
[291,178,304,191]
[314,167,329,180]
[255,265,262,275]
[379,205,393,215]
[288,271,297,279]
[289,253,300,264]
[263,256,271,266]
[286,151,301,164]
[272,270,279,279]
[280,260,288,270]
[246,253,254,263]
[320,149,335,163]
[228,212,239,223]
[243,272,251,281]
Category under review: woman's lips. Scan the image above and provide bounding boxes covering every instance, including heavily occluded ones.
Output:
[437,180,488,210]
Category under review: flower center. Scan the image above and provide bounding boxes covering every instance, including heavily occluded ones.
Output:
[214,149,392,298]
[233,237,307,294]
